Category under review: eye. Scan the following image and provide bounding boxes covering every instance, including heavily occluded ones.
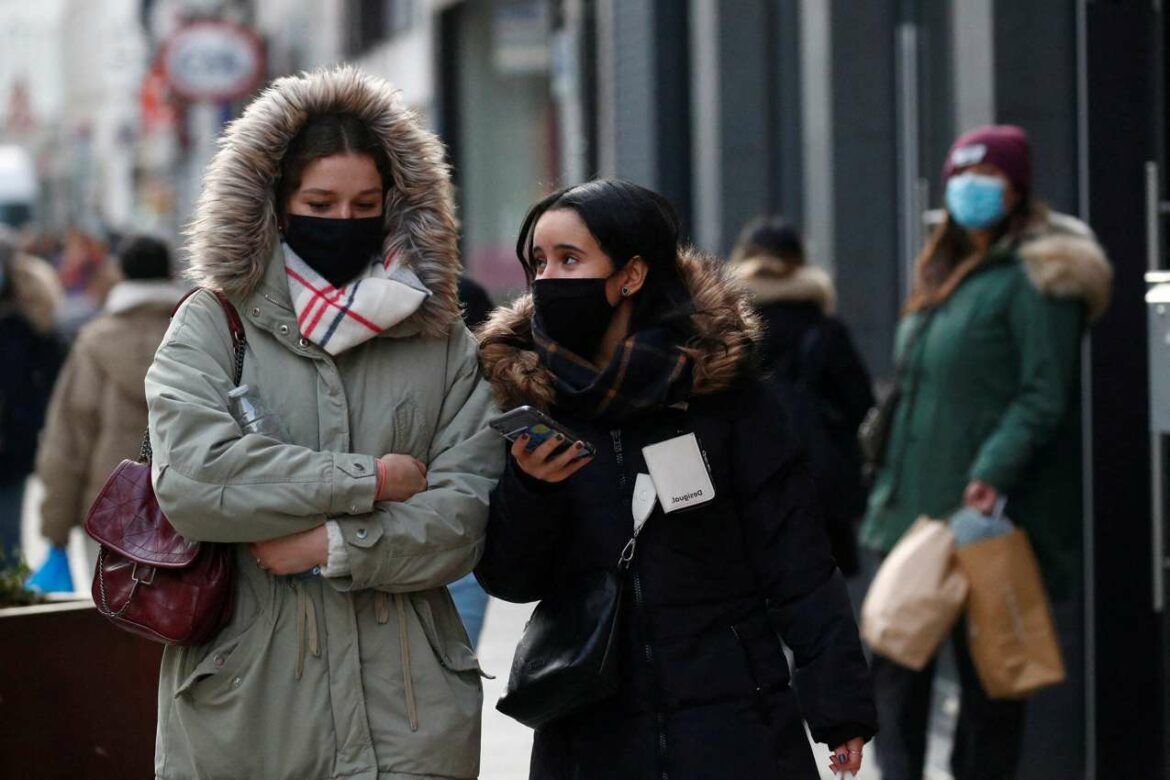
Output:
[307,202,331,212]
[533,258,548,273]
[563,255,580,266]
[357,202,379,211]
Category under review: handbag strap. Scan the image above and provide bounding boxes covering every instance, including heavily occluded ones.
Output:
[138,289,247,464]
[891,307,936,393]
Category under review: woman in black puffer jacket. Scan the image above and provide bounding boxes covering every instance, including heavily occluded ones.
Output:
[475,180,876,780]
[728,216,875,576]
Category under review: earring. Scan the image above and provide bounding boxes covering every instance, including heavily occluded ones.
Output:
[621,286,631,297]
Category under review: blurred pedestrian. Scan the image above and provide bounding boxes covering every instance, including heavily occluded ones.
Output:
[449,274,495,647]
[729,216,874,576]
[32,235,187,582]
[144,66,502,780]
[859,124,1112,780]
[476,179,877,779]
[0,228,64,561]
[55,229,118,341]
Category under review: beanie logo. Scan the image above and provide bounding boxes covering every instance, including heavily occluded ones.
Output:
[950,143,987,168]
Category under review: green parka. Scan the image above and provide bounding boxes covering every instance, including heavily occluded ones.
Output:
[145,67,504,780]
[860,213,1111,597]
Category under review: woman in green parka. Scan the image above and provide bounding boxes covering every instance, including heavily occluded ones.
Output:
[859,125,1112,780]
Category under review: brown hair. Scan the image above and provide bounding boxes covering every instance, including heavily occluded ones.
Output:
[904,196,1049,314]
[275,114,393,218]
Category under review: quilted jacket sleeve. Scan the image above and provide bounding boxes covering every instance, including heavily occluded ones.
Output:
[732,382,878,747]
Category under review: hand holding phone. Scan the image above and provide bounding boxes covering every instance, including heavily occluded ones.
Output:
[489,406,596,484]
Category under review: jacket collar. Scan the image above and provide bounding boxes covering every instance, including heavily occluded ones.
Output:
[729,255,837,313]
[104,280,189,315]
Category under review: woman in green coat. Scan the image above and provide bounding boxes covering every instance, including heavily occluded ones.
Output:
[859,125,1111,780]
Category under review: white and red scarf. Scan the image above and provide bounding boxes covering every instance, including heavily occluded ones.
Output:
[283,244,429,355]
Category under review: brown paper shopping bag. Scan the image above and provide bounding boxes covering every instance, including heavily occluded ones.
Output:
[860,517,969,670]
[955,528,1066,699]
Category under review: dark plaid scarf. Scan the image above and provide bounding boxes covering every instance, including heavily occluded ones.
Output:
[532,317,694,425]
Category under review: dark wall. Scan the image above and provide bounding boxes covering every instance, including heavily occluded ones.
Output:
[830,0,901,377]
[715,0,776,253]
[1085,1,1164,775]
[994,0,1080,213]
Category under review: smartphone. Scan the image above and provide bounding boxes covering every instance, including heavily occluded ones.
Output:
[488,406,597,458]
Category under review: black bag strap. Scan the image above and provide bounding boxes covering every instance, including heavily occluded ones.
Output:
[138,289,247,464]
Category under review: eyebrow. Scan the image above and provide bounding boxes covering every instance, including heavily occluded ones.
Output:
[300,188,382,197]
[552,242,586,253]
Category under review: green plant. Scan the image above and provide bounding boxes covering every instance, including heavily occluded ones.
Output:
[0,550,45,608]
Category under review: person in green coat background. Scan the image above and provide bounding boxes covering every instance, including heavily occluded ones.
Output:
[859,125,1112,780]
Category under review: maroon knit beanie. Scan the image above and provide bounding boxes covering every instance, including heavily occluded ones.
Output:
[942,124,1032,195]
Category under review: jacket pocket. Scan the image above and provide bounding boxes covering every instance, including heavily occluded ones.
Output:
[412,591,486,676]
[174,613,269,700]
[729,613,791,693]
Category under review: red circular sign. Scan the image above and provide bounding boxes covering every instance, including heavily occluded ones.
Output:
[163,21,264,103]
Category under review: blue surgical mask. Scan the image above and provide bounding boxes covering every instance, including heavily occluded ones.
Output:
[945,173,1007,230]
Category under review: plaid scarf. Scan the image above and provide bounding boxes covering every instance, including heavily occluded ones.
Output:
[533,318,693,425]
[283,243,430,355]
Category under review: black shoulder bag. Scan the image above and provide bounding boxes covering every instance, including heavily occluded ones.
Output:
[495,518,645,730]
[858,308,935,474]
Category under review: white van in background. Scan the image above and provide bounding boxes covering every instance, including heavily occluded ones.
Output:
[0,145,37,228]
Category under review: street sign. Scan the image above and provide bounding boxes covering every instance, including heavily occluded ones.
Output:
[162,20,264,103]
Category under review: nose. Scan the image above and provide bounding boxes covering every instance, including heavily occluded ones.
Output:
[338,204,354,219]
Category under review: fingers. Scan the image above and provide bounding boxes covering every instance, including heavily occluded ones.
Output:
[826,740,863,776]
[511,434,593,483]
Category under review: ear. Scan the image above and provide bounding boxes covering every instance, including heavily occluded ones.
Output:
[620,256,649,296]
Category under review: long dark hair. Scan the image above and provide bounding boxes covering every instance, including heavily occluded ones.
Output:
[275,114,393,218]
[905,194,1048,314]
[515,179,695,338]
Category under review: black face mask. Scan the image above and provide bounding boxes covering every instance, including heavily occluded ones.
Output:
[532,277,617,359]
[283,215,384,288]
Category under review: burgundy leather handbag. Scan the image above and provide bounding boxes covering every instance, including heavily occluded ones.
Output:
[84,290,243,645]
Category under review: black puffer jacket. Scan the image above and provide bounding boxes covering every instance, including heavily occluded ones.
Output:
[732,258,874,574]
[476,252,876,780]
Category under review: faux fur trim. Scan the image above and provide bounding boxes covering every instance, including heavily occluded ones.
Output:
[476,248,761,412]
[730,255,837,312]
[7,251,63,334]
[184,65,461,337]
[1019,213,1112,322]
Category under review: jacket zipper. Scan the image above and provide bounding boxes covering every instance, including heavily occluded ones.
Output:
[613,428,668,780]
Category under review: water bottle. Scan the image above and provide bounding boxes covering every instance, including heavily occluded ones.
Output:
[228,384,287,440]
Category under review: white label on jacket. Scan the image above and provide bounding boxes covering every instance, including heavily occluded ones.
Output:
[641,433,716,513]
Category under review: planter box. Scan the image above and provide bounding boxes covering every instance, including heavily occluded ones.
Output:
[0,599,163,779]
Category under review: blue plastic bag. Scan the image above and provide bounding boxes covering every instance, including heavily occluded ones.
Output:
[949,497,1014,547]
[26,546,75,593]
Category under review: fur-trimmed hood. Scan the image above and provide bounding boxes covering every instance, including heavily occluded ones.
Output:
[729,255,837,313]
[1018,212,1112,322]
[477,248,761,412]
[184,65,461,337]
